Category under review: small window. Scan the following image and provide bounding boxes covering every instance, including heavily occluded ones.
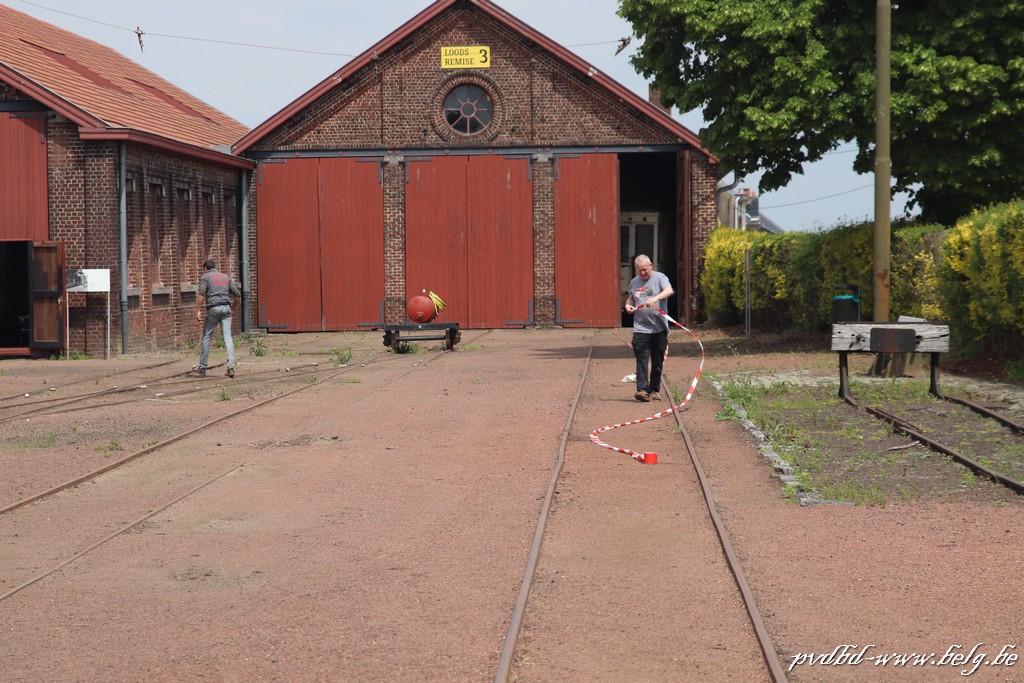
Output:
[442,84,494,136]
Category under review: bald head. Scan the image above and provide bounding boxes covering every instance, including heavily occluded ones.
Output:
[634,255,653,280]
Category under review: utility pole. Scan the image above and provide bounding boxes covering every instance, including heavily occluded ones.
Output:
[873,0,891,323]
[870,0,894,377]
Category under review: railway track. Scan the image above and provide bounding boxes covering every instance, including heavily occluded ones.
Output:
[0,329,786,681]
[851,392,1024,495]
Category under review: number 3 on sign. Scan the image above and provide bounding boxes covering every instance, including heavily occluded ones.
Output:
[479,47,489,65]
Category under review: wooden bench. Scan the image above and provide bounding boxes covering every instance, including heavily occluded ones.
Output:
[831,322,950,402]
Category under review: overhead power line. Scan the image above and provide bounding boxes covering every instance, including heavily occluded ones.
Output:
[16,0,357,57]
[18,0,628,58]
[759,184,874,209]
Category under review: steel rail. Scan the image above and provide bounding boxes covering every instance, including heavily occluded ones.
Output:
[0,361,328,416]
[0,462,246,602]
[0,362,226,420]
[0,335,484,601]
[865,405,1024,496]
[840,393,1024,497]
[0,335,478,516]
[0,359,178,403]
[666,376,790,683]
[938,393,1024,434]
[0,363,326,424]
[494,336,594,683]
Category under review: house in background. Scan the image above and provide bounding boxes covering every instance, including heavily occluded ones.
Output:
[718,184,785,234]
[0,4,251,357]
[234,0,721,329]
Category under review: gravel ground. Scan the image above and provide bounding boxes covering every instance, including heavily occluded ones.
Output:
[0,328,1022,682]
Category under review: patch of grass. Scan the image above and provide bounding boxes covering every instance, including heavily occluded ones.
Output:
[94,440,124,457]
[330,347,352,366]
[217,388,231,401]
[716,404,742,421]
[391,342,424,355]
[715,374,1016,507]
[49,350,88,360]
[26,430,60,448]
[249,336,267,357]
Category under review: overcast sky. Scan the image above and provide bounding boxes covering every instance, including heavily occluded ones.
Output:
[8,0,914,231]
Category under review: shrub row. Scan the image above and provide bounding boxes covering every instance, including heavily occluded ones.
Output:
[701,200,1024,354]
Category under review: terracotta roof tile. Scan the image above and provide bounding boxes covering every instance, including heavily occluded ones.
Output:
[0,4,247,151]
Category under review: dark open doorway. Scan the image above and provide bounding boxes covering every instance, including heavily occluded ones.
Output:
[0,240,31,348]
[618,152,678,327]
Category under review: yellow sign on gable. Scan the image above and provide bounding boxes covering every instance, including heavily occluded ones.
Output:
[441,46,491,69]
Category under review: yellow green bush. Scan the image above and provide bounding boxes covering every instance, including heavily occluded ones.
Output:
[703,220,948,331]
[940,200,1024,352]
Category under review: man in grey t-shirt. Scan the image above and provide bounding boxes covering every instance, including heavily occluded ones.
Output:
[624,254,674,402]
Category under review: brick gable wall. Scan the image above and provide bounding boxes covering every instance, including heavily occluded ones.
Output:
[246,5,719,326]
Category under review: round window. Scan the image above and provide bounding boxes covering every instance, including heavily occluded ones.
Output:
[442,84,494,136]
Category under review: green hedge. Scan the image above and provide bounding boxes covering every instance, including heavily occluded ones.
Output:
[940,200,1024,353]
[702,221,946,331]
[703,200,1024,355]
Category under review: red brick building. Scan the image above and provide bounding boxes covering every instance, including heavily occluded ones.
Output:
[234,0,720,331]
[0,5,251,357]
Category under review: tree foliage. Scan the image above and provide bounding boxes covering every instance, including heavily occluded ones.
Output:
[619,0,1024,224]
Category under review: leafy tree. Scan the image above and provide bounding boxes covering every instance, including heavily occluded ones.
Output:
[619,0,1024,224]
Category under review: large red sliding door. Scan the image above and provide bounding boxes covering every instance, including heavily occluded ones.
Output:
[554,154,620,327]
[406,155,532,328]
[406,157,468,324]
[256,158,384,331]
[257,160,321,331]
[0,112,48,241]
[319,158,385,329]
[468,156,533,327]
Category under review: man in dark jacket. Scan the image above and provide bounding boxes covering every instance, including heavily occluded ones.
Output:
[195,259,240,377]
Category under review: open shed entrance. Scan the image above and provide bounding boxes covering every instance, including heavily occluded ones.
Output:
[618,152,681,327]
[0,240,65,356]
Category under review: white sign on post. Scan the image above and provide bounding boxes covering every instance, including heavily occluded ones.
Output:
[65,268,112,359]
[66,268,111,293]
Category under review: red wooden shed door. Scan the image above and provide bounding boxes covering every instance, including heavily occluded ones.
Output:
[257,160,321,331]
[319,158,385,330]
[256,158,384,331]
[0,113,48,242]
[554,154,620,327]
[406,156,532,328]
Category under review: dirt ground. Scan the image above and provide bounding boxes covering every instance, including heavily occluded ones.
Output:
[1,328,1022,682]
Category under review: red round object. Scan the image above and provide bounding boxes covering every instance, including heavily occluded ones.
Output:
[406,295,436,323]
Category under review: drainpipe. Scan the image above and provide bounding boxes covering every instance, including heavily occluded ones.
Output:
[733,193,743,229]
[119,142,129,354]
[239,169,250,333]
[717,173,739,228]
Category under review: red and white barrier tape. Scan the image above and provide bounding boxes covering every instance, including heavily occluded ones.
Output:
[590,304,705,464]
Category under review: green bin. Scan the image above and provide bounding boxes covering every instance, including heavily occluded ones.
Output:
[832,284,860,323]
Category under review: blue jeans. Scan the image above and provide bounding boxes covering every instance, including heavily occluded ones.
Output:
[632,330,668,393]
[198,305,234,371]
